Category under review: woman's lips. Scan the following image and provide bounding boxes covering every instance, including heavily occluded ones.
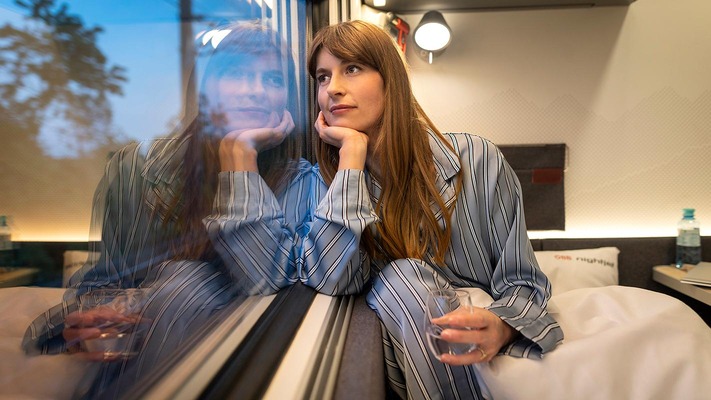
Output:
[221,108,272,130]
[329,104,355,114]
[229,107,270,114]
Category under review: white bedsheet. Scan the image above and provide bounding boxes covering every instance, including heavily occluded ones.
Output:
[476,286,711,400]
[0,285,709,399]
[0,287,89,400]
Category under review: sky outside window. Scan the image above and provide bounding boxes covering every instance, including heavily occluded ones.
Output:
[1,0,182,158]
[0,0,277,240]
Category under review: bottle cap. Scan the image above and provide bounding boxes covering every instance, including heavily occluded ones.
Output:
[683,208,695,218]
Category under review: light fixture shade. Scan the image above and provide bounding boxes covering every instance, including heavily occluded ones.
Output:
[413,11,451,52]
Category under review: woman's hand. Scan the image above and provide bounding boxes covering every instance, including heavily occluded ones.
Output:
[314,111,368,171]
[219,110,295,172]
[63,308,140,361]
[431,306,519,365]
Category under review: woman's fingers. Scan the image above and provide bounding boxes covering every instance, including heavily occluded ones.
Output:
[437,326,493,365]
[314,111,328,132]
[221,110,293,155]
[439,347,491,365]
[314,111,342,146]
[314,112,368,149]
[431,306,488,329]
[277,110,295,135]
[65,308,131,328]
[431,308,517,366]
[63,326,102,343]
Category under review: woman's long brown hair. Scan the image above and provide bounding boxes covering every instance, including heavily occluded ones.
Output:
[308,21,461,265]
[166,22,303,261]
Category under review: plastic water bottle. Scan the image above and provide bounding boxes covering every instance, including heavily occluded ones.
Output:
[676,208,701,267]
[0,215,11,251]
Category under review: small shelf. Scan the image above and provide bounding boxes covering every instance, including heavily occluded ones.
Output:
[653,265,711,306]
[0,267,40,287]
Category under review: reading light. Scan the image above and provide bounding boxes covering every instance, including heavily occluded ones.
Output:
[196,28,232,49]
[413,11,451,64]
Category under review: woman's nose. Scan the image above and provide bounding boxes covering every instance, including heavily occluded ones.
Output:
[229,73,266,97]
[221,79,265,98]
[326,75,345,96]
[247,76,267,95]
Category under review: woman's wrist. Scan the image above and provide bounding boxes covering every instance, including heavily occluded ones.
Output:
[500,320,519,347]
[337,135,368,171]
[219,141,259,172]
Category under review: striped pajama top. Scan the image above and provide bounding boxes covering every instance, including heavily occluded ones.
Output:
[22,134,370,354]
[328,131,564,358]
[23,131,561,365]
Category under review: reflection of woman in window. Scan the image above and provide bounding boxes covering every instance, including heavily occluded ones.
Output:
[21,21,319,396]
[308,21,564,399]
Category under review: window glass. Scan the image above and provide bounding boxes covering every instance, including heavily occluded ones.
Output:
[0,0,308,397]
[0,0,308,241]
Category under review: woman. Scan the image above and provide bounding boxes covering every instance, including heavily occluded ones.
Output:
[308,20,564,399]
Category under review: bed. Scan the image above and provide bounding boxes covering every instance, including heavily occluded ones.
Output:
[473,285,711,399]
[334,242,711,399]
[471,248,711,399]
[0,286,89,399]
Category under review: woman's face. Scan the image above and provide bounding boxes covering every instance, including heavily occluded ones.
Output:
[315,49,385,136]
[206,51,288,132]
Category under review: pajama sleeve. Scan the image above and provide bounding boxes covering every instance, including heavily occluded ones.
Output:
[299,168,378,295]
[204,166,378,296]
[203,170,302,295]
[481,145,563,357]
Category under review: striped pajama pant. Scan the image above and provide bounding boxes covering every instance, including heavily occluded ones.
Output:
[367,258,489,400]
[77,259,238,399]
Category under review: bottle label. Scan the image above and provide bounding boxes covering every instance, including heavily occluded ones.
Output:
[0,233,11,251]
[677,228,701,246]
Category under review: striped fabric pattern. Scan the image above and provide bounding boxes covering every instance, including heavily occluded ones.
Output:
[321,132,564,399]
[22,133,378,358]
[21,130,563,399]
[23,137,192,355]
[205,167,377,297]
[74,259,238,399]
[22,136,318,353]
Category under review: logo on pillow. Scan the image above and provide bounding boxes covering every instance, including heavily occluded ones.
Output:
[534,247,620,295]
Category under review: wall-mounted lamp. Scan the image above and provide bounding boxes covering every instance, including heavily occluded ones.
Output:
[413,11,452,64]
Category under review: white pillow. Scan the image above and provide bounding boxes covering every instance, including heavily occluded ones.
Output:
[534,247,620,295]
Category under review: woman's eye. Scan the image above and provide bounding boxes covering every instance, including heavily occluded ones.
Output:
[345,65,361,74]
[316,74,330,84]
[264,72,285,88]
[223,69,249,79]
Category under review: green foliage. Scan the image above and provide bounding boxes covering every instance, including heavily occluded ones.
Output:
[0,0,127,154]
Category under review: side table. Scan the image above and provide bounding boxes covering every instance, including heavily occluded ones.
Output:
[653,265,711,306]
[0,267,40,288]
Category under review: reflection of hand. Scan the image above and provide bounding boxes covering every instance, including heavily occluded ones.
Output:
[228,110,294,152]
[431,306,518,365]
[314,111,368,171]
[219,110,295,172]
[64,307,144,361]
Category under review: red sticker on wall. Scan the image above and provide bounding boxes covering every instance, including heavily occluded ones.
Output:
[532,168,563,184]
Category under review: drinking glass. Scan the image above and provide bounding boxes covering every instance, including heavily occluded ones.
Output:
[424,288,478,360]
[76,288,149,361]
